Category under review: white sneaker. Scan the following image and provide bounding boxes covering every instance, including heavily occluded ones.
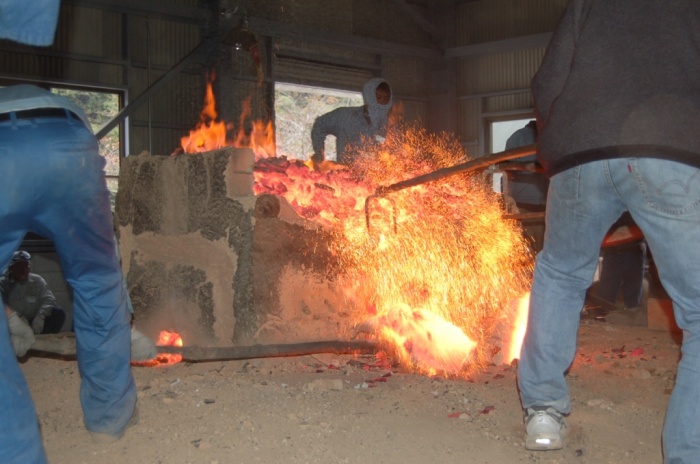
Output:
[130,327,157,361]
[524,407,568,450]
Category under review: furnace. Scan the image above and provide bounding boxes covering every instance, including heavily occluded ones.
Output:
[115,147,354,348]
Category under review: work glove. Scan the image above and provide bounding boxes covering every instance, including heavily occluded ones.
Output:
[31,312,46,335]
[131,327,157,361]
[7,311,36,357]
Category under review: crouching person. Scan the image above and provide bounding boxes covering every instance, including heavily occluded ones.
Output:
[1,251,66,334]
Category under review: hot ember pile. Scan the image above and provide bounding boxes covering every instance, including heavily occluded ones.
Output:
[178,82,533,377]
[252,124,533,376]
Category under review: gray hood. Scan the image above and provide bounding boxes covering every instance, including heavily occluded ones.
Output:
[362,78,392,131]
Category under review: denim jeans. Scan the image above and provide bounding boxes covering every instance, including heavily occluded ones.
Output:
[0,114,136,462]
[517,158,700,463]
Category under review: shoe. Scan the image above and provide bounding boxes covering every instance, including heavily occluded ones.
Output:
[89,404,140,444]
[524,407,567,450]
[131,327,157,361]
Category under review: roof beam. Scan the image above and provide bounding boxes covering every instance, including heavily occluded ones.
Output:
[247,17,442,61]
[390,0,445,45]
[445,32,552,59]
[63,0,211,23]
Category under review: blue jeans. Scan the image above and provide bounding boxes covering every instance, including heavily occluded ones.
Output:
[0,114,136,463]
[517,158,700,463]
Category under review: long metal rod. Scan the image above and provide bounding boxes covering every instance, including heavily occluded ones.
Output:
[375,144,536,197]
[157,340,379,363]
[365,144,537,232]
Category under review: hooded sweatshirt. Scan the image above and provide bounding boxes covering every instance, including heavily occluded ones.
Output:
[311,78,393,165]
[532,0,700,176]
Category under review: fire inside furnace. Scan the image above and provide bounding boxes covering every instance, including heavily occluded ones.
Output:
[132,330,183,367]
[176,80,534,377]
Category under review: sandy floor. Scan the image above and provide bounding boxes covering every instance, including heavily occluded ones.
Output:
[21,313,679,464]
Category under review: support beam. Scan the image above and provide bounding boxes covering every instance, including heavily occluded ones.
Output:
[248,17,442,61]
[446,32,552,59]
[390,0,445,45]
[64,0,211,23]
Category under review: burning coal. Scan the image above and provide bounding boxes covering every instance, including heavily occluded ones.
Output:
[253,124,533,376]
[132,330,183,367]
[178,80,534,377]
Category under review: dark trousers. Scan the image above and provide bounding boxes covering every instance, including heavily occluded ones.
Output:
[29,307,66,334]
[595,242,645,309]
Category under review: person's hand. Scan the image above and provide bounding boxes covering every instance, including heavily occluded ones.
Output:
[7,311,36,357]
[311,152,324,171]
[31,312,46,335]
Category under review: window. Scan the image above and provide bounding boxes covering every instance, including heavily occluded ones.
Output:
[51,88,122,208]
[490,118,534,153]
[274,82,363,160]
[489,117,535,193]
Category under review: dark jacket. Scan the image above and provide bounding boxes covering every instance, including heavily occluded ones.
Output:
[532,0,700,176]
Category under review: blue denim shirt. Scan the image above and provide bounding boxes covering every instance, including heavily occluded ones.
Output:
[0,0,61,46]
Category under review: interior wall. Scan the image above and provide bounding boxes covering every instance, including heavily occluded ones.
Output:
[453,0,568,155]
[0,0,570,159]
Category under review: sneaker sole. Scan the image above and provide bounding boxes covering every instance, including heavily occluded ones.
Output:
[525,433,563,451]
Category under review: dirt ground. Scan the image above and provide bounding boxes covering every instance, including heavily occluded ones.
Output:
[21,311,680,464]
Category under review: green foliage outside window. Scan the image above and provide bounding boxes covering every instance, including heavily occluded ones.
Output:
[275,84,363,160]
[52,88,120,208]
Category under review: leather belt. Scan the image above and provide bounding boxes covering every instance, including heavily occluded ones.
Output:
[0,108,79,122]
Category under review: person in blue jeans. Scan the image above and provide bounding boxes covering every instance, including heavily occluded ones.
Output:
[0,3,137,463]
[0,84,139,461]
[517,1,700,463]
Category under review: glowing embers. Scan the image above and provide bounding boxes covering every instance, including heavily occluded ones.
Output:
[254,124,534,377]
[177,77,532,376]
[369,303,477,376]
[132,330,183,367]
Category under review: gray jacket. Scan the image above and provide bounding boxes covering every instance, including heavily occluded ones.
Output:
[533,0,700,176]
[311,78,392,165]
[0,273,57,321]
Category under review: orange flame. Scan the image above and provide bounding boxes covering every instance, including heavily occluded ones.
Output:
[254,124,534,377]
[378,304,476,376]
[131,330,183,367]
[179,78,275,158]
[506,292,530,364]
[181,82,534,377]
[180,81,227,154]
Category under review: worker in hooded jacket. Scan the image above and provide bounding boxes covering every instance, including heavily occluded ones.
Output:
[311,77,393,167]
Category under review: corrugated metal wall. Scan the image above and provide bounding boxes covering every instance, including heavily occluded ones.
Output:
[0,4,126,87]
[0,0,568,158]
[126,14,205,155]
[456,0,567,45]
[453,0,567,154]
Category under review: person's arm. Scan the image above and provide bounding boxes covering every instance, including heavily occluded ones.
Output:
[31,276,57,334]
[310,113,331,164]
[531,0,582,125]
[36,277,57,316]
[311,109,344,164]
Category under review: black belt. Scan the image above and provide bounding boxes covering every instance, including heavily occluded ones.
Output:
[0,108,79,122]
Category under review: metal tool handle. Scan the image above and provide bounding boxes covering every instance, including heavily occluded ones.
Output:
[365,144,538,232]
